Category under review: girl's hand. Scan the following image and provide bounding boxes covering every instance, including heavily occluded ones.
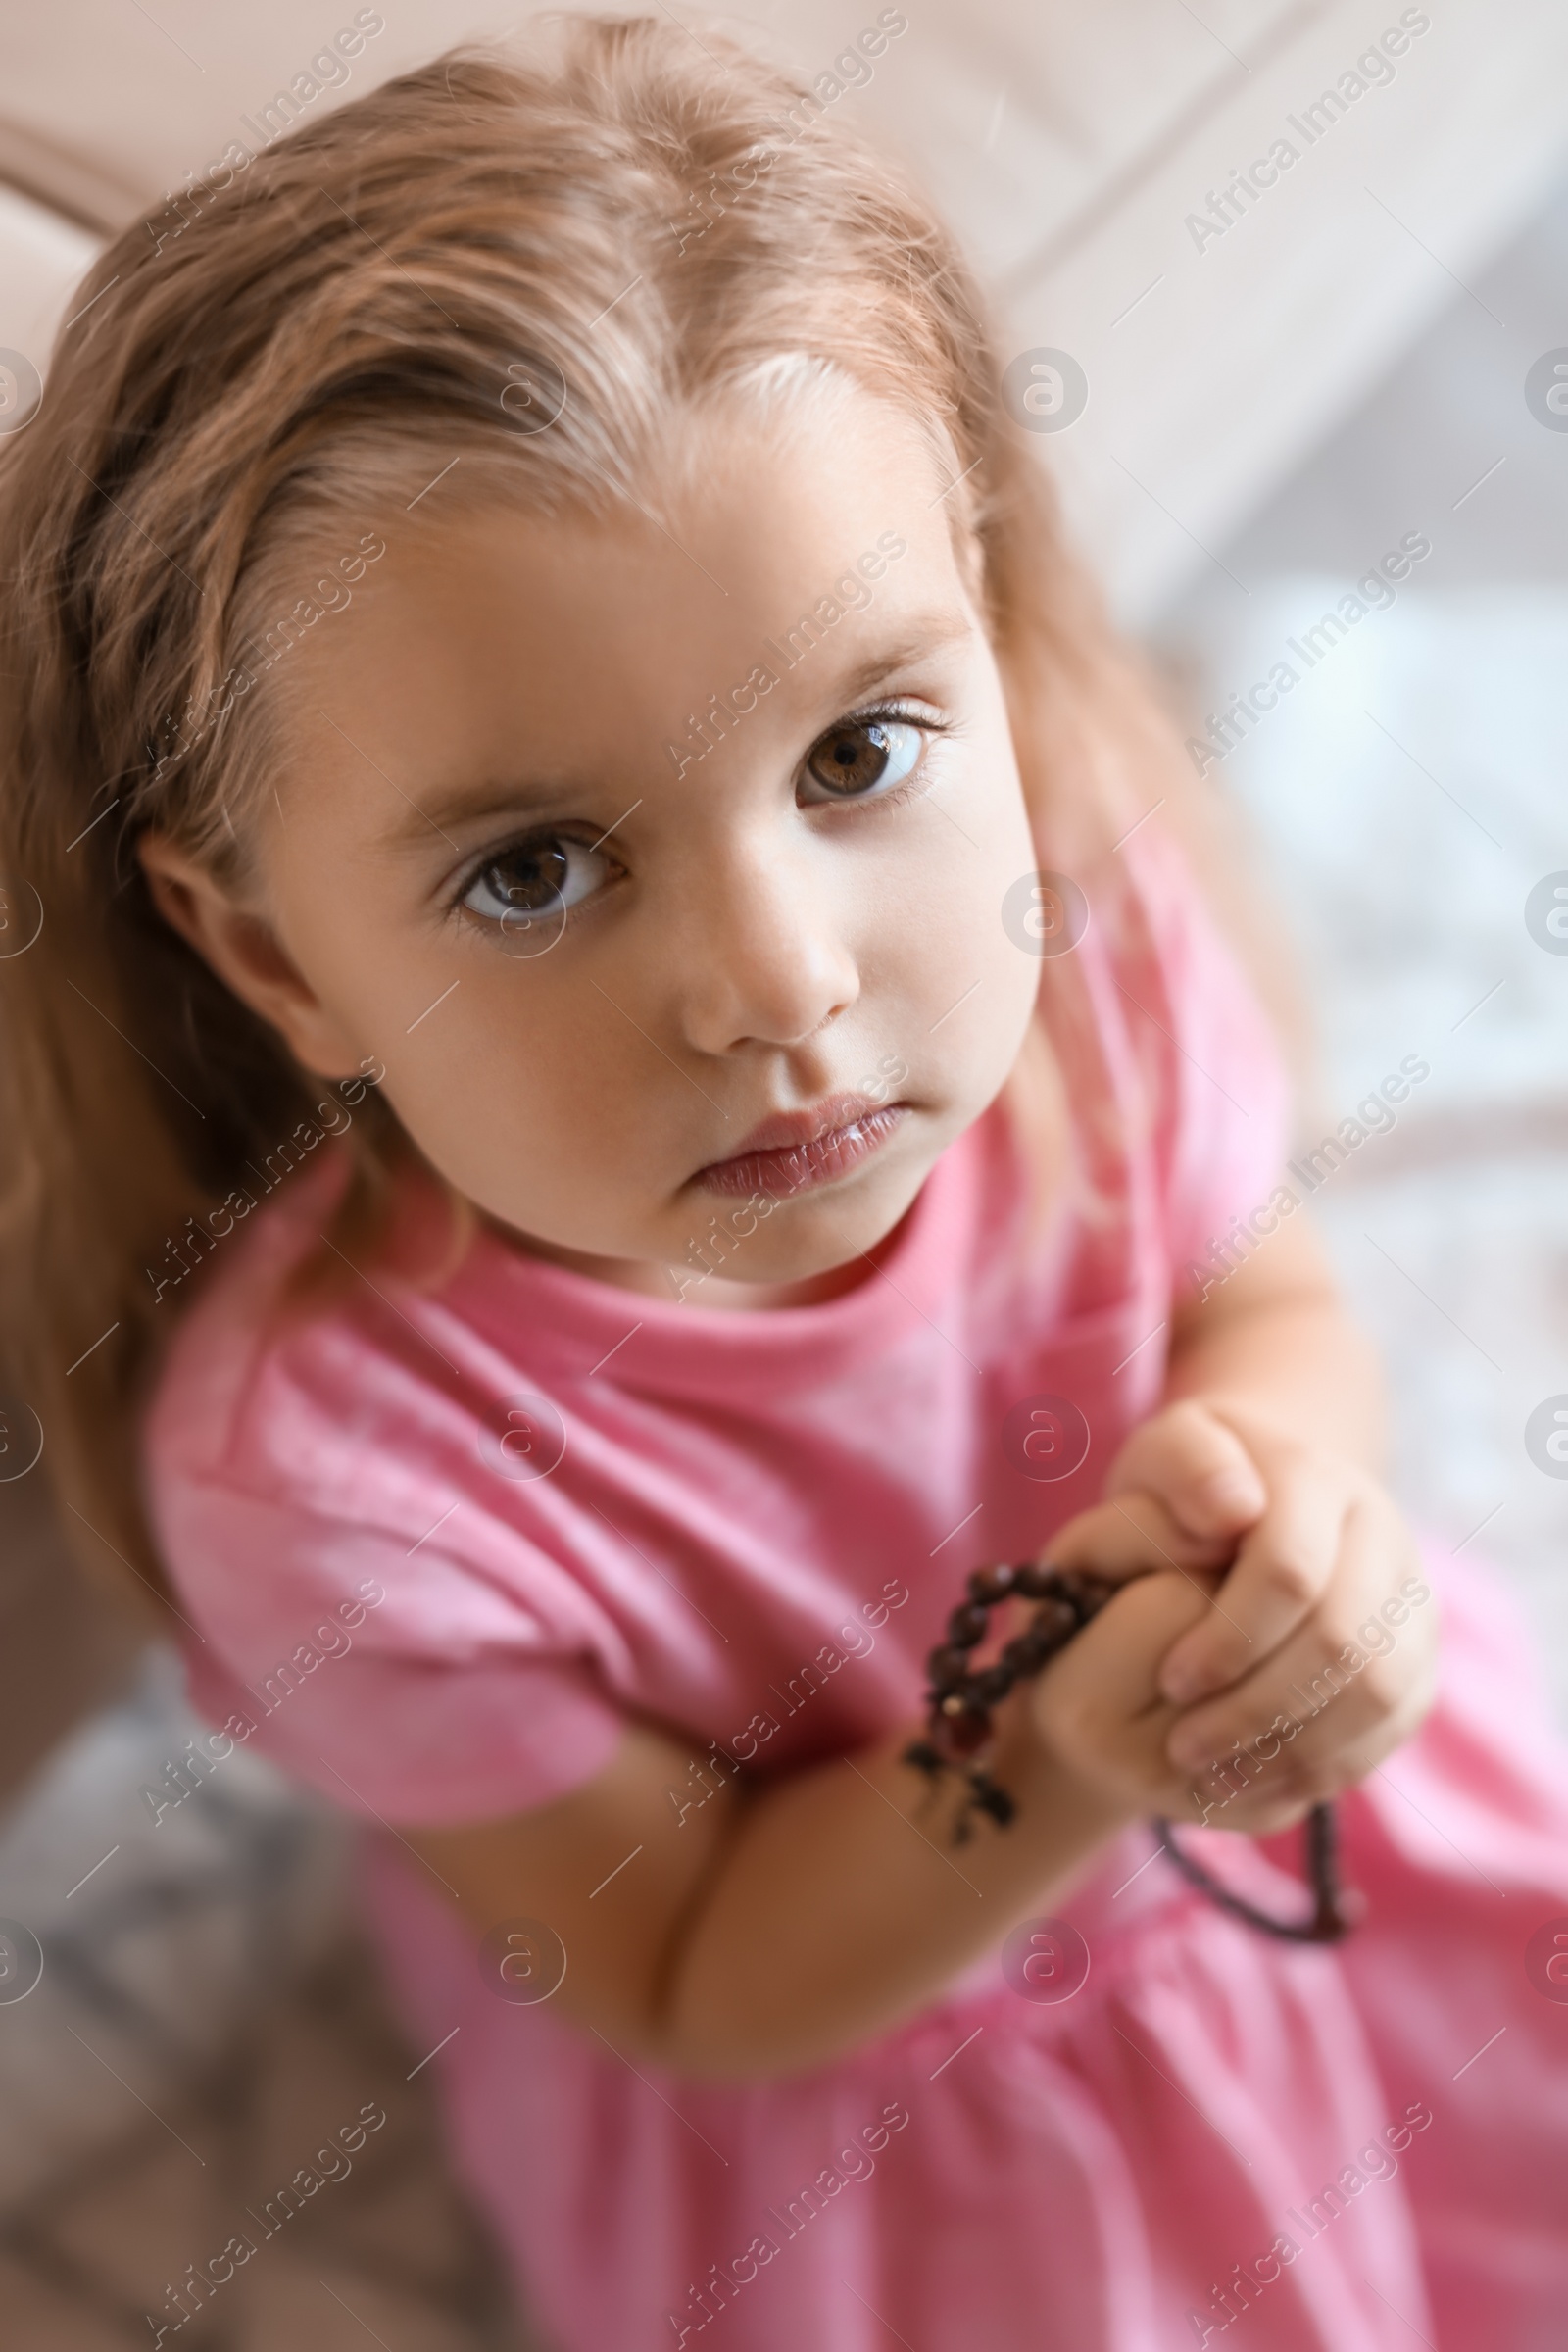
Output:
[1026,1494,1410,1834]
[1094,1400,1440,1829]
[1017,1542,1271,1826]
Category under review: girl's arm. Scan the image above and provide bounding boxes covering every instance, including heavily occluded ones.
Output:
[405,1221,1435,2082]
[1152,1209,1386,1479]
[405,1539,1234,2082]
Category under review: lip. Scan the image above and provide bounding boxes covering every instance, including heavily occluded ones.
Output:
[694,1093,910,1199]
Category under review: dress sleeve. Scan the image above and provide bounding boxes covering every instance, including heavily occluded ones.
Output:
[160,1481,628,1827]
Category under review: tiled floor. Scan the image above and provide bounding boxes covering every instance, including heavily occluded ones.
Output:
[0,1929,526,2351]
[0,1656,537,2351]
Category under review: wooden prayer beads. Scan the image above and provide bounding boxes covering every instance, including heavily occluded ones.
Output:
[904,1560,1355,1944]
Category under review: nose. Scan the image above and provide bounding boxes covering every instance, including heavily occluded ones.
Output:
[674,838,860,1056]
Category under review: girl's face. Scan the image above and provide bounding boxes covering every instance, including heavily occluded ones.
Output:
[146,390,1044,1302]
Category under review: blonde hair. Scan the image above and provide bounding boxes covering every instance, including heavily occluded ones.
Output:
[0,17,1202,1608]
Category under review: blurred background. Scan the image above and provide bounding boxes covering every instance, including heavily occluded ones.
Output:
[1,1,1565,2342]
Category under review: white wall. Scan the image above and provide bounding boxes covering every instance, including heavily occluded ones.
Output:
[3,0,1567,614]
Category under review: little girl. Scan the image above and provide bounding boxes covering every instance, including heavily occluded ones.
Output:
[2,22,1565,2350]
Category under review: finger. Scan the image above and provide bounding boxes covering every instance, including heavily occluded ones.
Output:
[1107,1400,1266,1541]
[1183,1704,1416,1839]
[1042,1566,1214,1707]
[1042,1493,1234,1584]
[1032,1571,1219,1811]
[1165,1509,1439,1792]
[1155,1468,1351,1705]
[1186,1622,1437,1809]
[1167,1757,1319,1839]
[1188,1779,1322,1840]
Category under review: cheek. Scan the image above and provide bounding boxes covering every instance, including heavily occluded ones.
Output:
[885,744,1040,1091]
[277,846,636,1227]
[388,972,632,1170]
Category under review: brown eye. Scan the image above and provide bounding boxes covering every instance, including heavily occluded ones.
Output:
[802,717,923,802]
[460,834,610,926]
[485,842,568,912]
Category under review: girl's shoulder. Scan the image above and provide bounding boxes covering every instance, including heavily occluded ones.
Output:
[144,1147,406,1516]
[141,1143,527,1599]
[140,1145,632,1825]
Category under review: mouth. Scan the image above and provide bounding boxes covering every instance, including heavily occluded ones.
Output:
[693,1092,910,1199]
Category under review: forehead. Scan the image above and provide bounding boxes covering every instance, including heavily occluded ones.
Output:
[285,390,979,803]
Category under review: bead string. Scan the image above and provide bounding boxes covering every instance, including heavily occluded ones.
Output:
[903,1559,1356,1944]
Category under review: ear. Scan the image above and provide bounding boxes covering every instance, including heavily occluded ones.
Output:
[138,830,366,1080]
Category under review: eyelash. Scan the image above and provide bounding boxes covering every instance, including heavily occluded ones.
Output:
[445,696,952,930]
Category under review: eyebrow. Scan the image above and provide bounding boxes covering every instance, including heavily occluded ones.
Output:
[374,608,975,852]
[820,616,973,710]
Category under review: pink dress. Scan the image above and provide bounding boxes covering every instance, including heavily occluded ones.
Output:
[143,839,1568,2351]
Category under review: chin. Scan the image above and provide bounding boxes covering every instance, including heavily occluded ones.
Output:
[702,1152,934,1288]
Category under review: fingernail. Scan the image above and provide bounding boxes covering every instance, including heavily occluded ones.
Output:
[1160,1662,1215,1705]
